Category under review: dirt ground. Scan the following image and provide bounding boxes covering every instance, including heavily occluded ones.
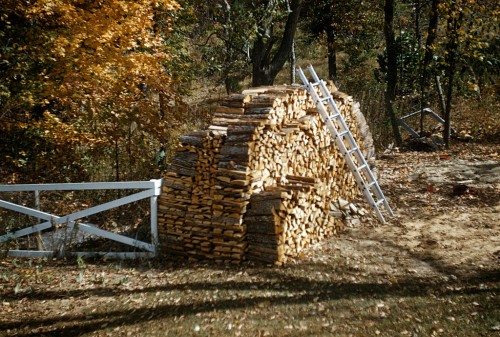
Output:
[322,142,500,282]
[1,142,499,337]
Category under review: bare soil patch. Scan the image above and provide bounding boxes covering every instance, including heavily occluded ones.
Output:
[1,143,498,337]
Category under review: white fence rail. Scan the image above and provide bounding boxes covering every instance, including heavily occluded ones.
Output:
[0,179,162,259]
[398,108,456,138]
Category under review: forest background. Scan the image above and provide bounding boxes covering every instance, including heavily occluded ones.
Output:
[0,0,498,185]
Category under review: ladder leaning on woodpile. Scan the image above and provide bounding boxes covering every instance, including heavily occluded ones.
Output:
[157,70,391,264]
[297,64,393,224]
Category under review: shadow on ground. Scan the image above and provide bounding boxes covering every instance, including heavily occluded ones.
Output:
[1,257,498,337]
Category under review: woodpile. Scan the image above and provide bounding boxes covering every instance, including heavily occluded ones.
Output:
[158,83,374,264]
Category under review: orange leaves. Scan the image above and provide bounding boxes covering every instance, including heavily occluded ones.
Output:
[1,0,184,182]
[36,111,106,148]
[17,0,180,126]
[156,0,181,11]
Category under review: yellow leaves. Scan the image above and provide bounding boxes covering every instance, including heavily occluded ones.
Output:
[2,0,179,179]
[35,110,105,148]
[467,81,479,93]
[43,111,58,122]
[157,0,181,11]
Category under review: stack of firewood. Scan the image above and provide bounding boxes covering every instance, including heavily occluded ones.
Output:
[158,83,373,264]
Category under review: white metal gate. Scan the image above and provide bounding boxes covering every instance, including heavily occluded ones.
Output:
[0,180,162,258]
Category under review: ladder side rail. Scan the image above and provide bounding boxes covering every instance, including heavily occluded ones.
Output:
[316,104,358,167]
[307,86,371,189]
[364,191,386,222]
[323,116,386,217]
[351,154,391,211]
[307,64,325,88]
[309,88,348,148]
[324,99,373,183]
[296,66,309,89]
[384,200,394,216]
[363,171,393,216]
[305,81,352,149]
[352,170,385,221]
[304,70,378,191]
[308,85,331,123]
[319,82,344,122]
[330,101,392,218]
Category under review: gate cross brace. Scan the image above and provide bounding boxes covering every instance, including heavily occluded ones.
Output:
[0,189,157,253]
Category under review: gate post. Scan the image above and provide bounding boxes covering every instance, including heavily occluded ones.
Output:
[150,179,163,255]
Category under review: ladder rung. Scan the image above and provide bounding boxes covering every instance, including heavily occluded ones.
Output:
[337,130,349,138]
[366,181,377,189]
[355,164,368,172]
[329,113,341,120]
[347,147,359,155]
[320,97,331,103]
[375,199,386,206]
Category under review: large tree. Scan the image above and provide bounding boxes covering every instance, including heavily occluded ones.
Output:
[185,0,303,88]
[383,0,403,146]
[0,0,180,182]
[251,0,303,86]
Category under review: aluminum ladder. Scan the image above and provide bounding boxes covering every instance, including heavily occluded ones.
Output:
[296,64,394,223]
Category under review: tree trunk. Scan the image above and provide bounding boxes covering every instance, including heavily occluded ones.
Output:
[383,0,403,147]
[252,0,303,86]
[326,25,337,82]
[115,139,120,181]
[287,0,296,84]
[443,5,463,148]
[414,0,422,50]
[289,39,296,84]
[419,0,439,134]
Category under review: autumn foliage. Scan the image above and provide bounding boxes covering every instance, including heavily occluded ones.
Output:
[0,0,180,183]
